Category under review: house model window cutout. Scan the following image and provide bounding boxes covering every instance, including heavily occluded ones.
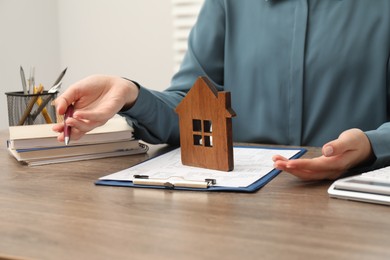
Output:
[175,76,236,171]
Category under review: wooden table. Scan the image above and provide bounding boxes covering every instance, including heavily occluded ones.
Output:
[0,130,389,260]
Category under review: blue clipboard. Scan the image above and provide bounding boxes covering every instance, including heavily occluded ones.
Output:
[95,146,307,193]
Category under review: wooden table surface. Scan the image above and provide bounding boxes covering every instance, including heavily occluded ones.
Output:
[0,130,389,260]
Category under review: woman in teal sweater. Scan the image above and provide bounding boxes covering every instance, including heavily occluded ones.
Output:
[53,0,390,180]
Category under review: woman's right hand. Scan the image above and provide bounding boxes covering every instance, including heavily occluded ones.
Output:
[52,75,139,142]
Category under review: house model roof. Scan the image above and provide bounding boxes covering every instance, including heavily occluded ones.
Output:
[175,76,236,118]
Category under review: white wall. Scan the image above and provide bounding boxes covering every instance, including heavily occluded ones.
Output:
[0,0,61,129]
[57,0,174,90]
[0,0,174,130]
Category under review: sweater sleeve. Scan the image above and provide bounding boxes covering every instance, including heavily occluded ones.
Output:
[364,55,390,169]
[366,123,390,168]
[119,0,225,144]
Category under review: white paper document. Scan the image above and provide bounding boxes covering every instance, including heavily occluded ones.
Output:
[99,147,301,188]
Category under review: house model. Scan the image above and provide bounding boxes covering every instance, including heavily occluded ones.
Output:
[175,76,236,171]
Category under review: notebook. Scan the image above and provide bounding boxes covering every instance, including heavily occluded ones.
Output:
[7,115,147,166]
[328,166,390,206]
[8,115,134,149]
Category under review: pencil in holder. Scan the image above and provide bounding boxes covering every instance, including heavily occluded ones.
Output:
[5,91,58,126]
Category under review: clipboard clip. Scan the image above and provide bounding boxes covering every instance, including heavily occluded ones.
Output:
[133,175,216,189]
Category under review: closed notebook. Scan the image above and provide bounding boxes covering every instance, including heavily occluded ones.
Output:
[8,139,140,161]
[8,116,134,149]
[23,143,149,166]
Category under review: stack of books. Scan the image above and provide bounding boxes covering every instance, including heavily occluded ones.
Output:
[7,116,148,166]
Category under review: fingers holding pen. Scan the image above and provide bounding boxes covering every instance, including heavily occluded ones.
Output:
[63,116,103,139]
[53,113,102,142]
[52,103,112,143]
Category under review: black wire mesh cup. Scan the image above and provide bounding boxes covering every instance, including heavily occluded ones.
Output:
[5,91,58,126]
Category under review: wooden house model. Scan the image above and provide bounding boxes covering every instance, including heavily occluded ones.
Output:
[175,76,236,171]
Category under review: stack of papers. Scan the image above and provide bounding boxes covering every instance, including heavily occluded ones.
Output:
[96,146,306,192]
[7,116,148,166]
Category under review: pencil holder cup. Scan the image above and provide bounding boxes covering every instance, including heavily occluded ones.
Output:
[5,91,58,126]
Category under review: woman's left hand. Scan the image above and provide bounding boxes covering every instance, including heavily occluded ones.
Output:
[272,128,375,181]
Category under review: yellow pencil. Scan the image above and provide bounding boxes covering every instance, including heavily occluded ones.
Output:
[34,85,53,123]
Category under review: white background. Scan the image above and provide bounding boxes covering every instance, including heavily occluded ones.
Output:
[0,0,176,130]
